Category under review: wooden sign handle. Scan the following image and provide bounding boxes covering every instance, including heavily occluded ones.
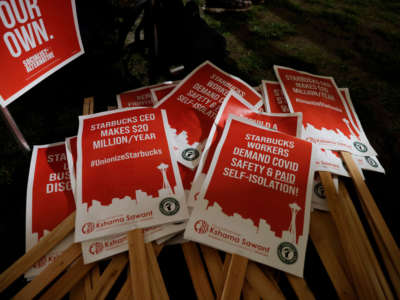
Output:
[38,256,96,300]
[88,253,128,300]
[127,229,152,300]
[341,151,400,288]
[319,171,380,299]
[0,212,76,293]
[181,242,215,300]
[246,263,285,300]
[220,254,248,300]
[310,211,357,299]
[12,242,81,299]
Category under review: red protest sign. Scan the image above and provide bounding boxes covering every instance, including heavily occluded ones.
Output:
[188,91,302,207]
[26,142,75,278]
[261,80,290,113]
[117,82,176,108]
[274,66,377,157]
[0,0,83,106]
[75,107,188,242]
[150,83,178,103]
[185,115,317,277]
[155,61,262,169]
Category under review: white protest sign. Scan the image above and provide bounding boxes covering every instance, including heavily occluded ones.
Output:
[188,90,302,207]
[185,115,318,277]
[155,61,262,169]
[274,66,377,157]
[25,142,75,278]
[75,107,188,242]
[261,80,290,113]
[116,81,176,108]
[150,82,179,103]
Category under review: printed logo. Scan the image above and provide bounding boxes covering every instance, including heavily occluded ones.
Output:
[277,242,298,264]
[313,182,326,199]
[182,148,200,161]
[159,197,180,216]
[194,220,209,234]
[365,156,378,168]
[82,222,95,234]
[353,141,368,153]
[34,256,47,268]
[89,242,104,255]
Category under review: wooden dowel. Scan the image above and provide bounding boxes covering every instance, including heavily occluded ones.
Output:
[12,242,81,300]
[245,262,285,300]
[339,180,394,300]
[146,242,169,300]
[69,278,86,300]
[286,273,315,300]
[199,245,224,297]
[116,243,163,300]
[38,256,95,300]
[310,211,357,299]
[0,212,76,292]
[242,281,260,300]
[115,270,132,300]
[319,171,377,299]
[341,151,400,295]
[83,97,94,115]
[181,242,215,300]
[128,229,152,300]
[87,253,128,300]
[220,254,248,300]
[153,242,164,257]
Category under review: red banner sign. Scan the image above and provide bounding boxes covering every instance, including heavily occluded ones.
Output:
[274,65,377,156]
[155,61,262,169]
[26,142,75,277]
[188,91,302,207]
[185,115,317,276]
[0,0,83,106]
[75,107,188,242]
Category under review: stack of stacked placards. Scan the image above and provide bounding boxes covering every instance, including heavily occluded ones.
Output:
[1,61,398,300]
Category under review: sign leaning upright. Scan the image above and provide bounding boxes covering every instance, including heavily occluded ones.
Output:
[0,0,84,106]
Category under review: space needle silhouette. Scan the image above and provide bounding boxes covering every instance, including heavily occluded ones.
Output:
[157,163,172,195]
[288,202,301,244]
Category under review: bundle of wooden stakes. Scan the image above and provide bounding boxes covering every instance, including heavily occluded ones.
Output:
[0,97,399,300]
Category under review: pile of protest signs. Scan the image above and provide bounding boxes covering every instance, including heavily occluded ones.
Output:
[1,61,399,300]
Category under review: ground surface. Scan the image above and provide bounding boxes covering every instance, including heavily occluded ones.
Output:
[1,0,399,298]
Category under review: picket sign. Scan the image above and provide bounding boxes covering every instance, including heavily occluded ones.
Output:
[309,211,357,299]
[319,171,390,299]
[341,151,400,296]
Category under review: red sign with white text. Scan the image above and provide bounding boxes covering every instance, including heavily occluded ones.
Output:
[150,83,178,103]
[26,142,75,277]
[274,66,377,156]
[117,82,176,108]
[155,61,262,169]
[261,80,290,113]
[188,91,302,207]
[0,0,83,106]
[185,115,316,276]
[75,107,188,242]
